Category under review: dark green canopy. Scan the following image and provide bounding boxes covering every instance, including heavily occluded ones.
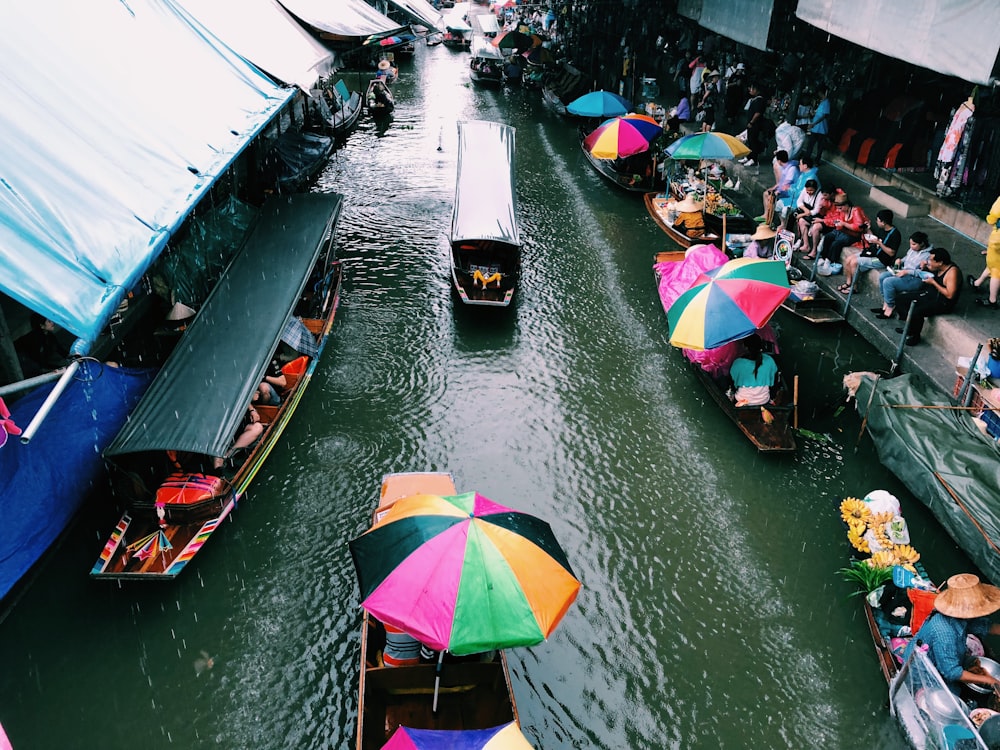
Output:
[855,373,1000,584]
[107,192,343,459]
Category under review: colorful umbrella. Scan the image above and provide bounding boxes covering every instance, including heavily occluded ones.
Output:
[666,258,791,351]
[492,30,534,51]
[566,90,631,118]
[618,113,663,140]
[349,491,580,656]
[583,117,656,159]
[521,46,553,66]
[381,723,534,750]
[665,131,750,161]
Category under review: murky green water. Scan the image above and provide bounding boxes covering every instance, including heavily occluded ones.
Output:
[0,44,979,749]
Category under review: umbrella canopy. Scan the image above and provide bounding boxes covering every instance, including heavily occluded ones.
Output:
[566,89,631,118]
[381,723,535,750]
[618,113,663,140]
[521,46,552,65]
[583,117,656,159]
[349,491,580,656]
[667,258,790,351]
[492,29,534,51]
[665,131,751,161]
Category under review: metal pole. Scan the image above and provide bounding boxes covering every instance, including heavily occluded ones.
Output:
[18,359,80,444]
[842,274,857,316]
[0,369,64,398]
[888,309,913,377]
[958,343,983,406]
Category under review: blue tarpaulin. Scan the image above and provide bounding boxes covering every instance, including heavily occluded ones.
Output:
[0,0,293,347]
[0,363,157,603]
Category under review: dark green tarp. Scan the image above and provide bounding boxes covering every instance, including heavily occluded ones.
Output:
[855,373,1000,584]
[107,192,343,459]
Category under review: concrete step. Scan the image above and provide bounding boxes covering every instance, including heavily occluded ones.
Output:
[869,185,929,218]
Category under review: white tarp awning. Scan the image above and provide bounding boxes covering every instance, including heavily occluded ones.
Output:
[277,0,404,38]
[679,0,774,52]
[797,0,1000,85]
[381,0,446,33]
[171,0,337,91]
[0,0,291,344]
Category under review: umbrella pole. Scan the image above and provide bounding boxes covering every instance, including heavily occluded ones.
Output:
[722,213,727,255]
[432,650,444,713]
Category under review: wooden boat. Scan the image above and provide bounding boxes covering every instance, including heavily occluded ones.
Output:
[582,144,657,193]
[274,130,334,191]
[469,36,503,86]
[90,193,344,580]
[365,78,395,117]
[450,120,521,306]
[541,62,584,117]
[653,250,797,453]
[644,192,720,247]
[315,80,362,138]
[837,499,999,748]
[780,288,845,323]
[355,472,519,750]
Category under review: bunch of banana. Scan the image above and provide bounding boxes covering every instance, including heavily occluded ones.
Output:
[892,544,920,565]
[847,528,870,553]
[840,497,870,525]
[866,550,897,569]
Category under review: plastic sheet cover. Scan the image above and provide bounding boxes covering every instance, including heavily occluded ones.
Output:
[797,0,1000,86]
[0,363,156,604]
[169,0,336,90]
[0,1,292,345]
[678,0,775,52]
[854,373,1000,585]
[451,121,520,248]
[277,0,404,38]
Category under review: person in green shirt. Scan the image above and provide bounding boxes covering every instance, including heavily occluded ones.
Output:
[729,335,778,406]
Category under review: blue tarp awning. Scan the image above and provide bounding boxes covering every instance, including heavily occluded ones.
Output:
[0,0,293,345]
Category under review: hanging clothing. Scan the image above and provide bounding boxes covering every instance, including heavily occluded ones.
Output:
[938,101,974,163]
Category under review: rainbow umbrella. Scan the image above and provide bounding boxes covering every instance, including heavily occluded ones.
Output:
[381,723,535,750]
[583,117,656,159]
[665,131,750,161]
[666,258,790,351]
[566,90,631,118]
[349,491,580,656]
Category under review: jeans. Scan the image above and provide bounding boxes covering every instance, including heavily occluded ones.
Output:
[879,271,924,310]
[820,230,856,262]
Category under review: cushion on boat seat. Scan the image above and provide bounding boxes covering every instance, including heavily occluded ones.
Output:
[281,355,309,391]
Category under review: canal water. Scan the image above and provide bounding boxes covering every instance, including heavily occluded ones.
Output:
[0,42,980,749]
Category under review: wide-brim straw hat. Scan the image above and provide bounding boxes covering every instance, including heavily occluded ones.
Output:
[675,195,703,212]
[378,60,391,70]
[935,573,1000,618]
[751,224,776,241]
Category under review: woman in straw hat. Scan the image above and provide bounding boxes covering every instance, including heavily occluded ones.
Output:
[746,223,776,259]
[671,194,706,239]
[903,573,1000,694]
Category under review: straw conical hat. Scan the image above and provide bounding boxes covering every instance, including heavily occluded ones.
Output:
[751,224,776,241]
[378,59,391,70]
[675,195,703,212]
[935,573,1000,618]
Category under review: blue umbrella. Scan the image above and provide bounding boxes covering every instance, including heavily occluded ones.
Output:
[566,90,631,118]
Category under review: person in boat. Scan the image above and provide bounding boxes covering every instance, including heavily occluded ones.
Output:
[254,355,287,406]
[745,224,776,259]
[382,622,422,667]
[15,313,69,377]
[728,334,777,407]
[903,573,1000,696]
[671,194,705,238]
[212,403,264,469]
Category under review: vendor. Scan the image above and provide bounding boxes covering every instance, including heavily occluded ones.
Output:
[903,573,1000,695]
[745,224,776,259]
[672,195,706,239]
[728,334,777,406]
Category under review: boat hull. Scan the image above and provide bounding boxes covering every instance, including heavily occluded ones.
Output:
[582,145,657,193]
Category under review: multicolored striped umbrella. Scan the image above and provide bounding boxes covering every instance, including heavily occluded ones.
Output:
[381,723,534,750]
[349,492,580,656]
[664,131,750,161]
[666,258,790,351]
[583,117,656,159]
